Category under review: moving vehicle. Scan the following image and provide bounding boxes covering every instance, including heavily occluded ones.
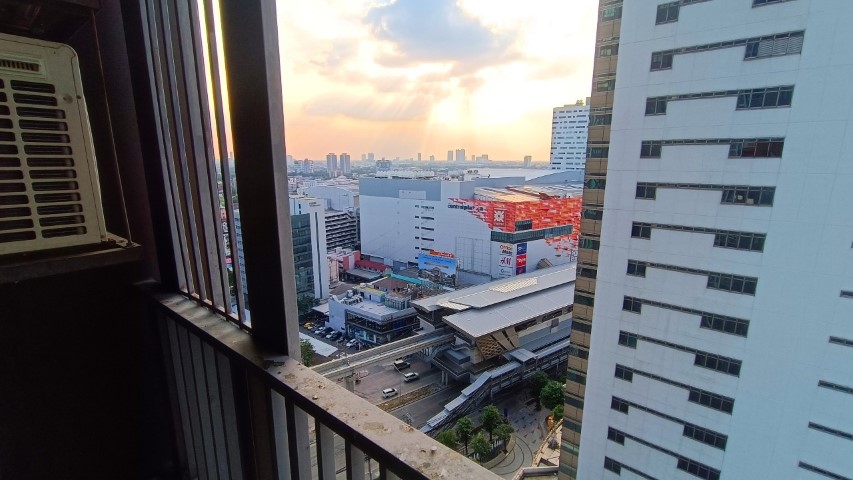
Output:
[382,388,398,399]
[402,372,419,383]
[393,360,410,371]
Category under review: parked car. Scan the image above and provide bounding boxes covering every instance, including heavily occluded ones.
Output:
[345,339,358,348]
[313,327,325,335]
[393,360,411,371]
[381,388,398,399]
[303,322,314,330]
[402,372,419,383]
[329,332,342,341]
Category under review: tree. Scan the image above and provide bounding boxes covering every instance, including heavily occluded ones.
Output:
[436,430,457,450]
[480,405,501,441]
[455,417,474,455]
[529,372,549,409]
[300,340,315,367]
[227,268,237,297]
[469,432,491,462]
[297,294,319,316]
[540,380,564,410]
[552,404,564,423]
[493,423,514,447]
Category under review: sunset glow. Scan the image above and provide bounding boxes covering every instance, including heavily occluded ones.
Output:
[276,0,599,161]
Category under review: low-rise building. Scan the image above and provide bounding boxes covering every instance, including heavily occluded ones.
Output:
[327,283,419,345]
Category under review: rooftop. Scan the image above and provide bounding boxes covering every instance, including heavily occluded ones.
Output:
[412,265,576,338]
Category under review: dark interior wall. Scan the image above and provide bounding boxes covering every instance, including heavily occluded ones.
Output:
[0,2,179,479]
[0,266,177,480]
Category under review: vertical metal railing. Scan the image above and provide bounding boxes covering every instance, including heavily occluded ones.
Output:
[152,293,502,480]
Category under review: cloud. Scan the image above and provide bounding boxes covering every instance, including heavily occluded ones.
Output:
[303,93,432,121]
[365,0,518,69]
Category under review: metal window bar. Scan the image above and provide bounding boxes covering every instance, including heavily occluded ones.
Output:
[200,0,247,324]
[152,292,498,479]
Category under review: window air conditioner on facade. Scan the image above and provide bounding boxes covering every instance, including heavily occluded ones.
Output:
[0,33,107,256]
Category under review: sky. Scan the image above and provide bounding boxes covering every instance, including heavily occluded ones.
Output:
[276,0,599,162]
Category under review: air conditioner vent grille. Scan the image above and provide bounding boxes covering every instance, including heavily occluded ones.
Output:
[10,80,54,93]
[1,34,106,252]
[0,58,41,74]
[16,107,65,118]
[13,93,58,106]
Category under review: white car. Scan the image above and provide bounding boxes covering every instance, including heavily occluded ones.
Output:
[346,339,358,348]
[381,388,398,399]
[402,372,419,383]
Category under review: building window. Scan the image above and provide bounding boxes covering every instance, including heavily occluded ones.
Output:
[615,365,634,381]
[595,78,616,92]
[818,381,853,396]
[754,0,795,5]
[611,397,630,414]
[590,113,612,126]
[798,462,851,480]
[635,184,656,199]
[736,86,794,109]
[713,231,766,252]
[645,97,668,115]
[695,352,742,376]
[582,208,603,221]
[588,146,610,158]
[572,321,592,334]
[600,4,623,21]
[578,266,598,279]
[631,222,652,239]
[688,389,735,413]
[603,457,622,474]
[829,337,853,348]
[677,458,721,480]
[745,31,805,59]
[598,43,619,57]
[575,292,595,307]
[579,238,601,250]
[567,371,587,385]
[640,141,662,158]
[565,395,585,410]
[656,2,680,24]
[729,138,784,157]
[585,178,606,190]
[701,314,750,336]
[627,260,647,277]
[683,424,728,450]
[808,423,853,441]
[618,331,638,348]
[623,296,642,313]
[721,186,775,206]
[651,51,674,70]
[607,428,625,445]
[707,273,758,295]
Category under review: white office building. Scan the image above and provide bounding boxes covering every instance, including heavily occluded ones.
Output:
[289,195,330,299]
[564,2,853,480]
[549,100,589,171]
[359,176,582,282]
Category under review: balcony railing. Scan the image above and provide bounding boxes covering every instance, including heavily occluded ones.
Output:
[150,286,499,479]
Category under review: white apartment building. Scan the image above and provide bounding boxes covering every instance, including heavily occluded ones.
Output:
[565,2,853,480]
[549,100,589,171]
[326,153,337,175]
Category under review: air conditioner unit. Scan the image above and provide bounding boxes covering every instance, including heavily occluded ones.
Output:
[0,32,107,256]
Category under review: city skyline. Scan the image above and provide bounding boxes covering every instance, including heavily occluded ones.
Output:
[277,0,598,161]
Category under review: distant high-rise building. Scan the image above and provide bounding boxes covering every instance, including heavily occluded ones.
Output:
[417,153,422,161]
[480,154,488,162]
[470,154,475,162]
[326,153,338,175]
[549,99,589,171]
[523,155,532,167]
[367,152,375,162]
[447,150,453,162]
[361,154,366,161]
[429,155,435,162]
[455,148,466,162]
[339,153,351,174]
[560,2,853,480]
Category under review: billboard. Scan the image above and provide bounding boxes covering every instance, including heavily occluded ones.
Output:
[418,251,458,276]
